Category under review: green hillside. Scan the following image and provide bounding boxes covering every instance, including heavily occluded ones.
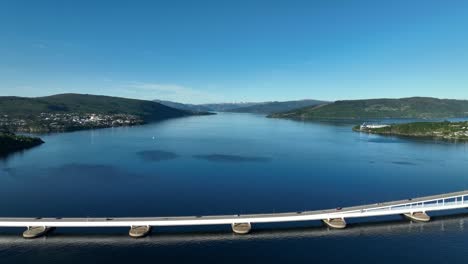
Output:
[0,94,191,121]
[269,97,468,120]
[155,100,261,112]
[0,94,204,132]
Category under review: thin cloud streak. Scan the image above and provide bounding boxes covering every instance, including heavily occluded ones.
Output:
[122,82,225,104]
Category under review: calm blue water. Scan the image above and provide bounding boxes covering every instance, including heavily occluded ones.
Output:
[1,113,468,263]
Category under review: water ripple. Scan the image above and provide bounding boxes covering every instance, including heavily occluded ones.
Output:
[137,150,179,162]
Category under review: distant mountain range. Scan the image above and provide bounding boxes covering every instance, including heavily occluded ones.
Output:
[154,100,259,112]
[153,100,213,112]
[228,99,328,114]
[154,99,328,114]
[269,97,468,120]
[200,102,260,112]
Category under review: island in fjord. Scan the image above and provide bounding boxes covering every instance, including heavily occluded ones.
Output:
[0,131,44,157]
[355,121,468,141]
[0,93,212,133]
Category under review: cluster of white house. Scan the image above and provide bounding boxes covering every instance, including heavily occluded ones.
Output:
[360,123,390,130]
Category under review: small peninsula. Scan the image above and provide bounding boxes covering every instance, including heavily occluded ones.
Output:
[354,121,468,141]
[0,132,44,157]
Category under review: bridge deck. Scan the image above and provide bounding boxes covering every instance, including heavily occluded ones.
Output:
[0,190,467,228]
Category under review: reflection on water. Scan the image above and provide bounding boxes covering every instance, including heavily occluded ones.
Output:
[193,154,272,163]
[364,137,403,144]
[391,161,418,166]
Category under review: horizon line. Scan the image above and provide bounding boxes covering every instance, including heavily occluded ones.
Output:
[1,92,468,104]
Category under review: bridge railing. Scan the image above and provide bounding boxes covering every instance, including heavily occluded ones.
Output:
[330,193,468,216]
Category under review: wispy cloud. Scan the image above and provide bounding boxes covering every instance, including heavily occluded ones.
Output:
[122,82,224,104]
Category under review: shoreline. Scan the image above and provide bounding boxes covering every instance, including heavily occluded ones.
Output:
[2,112,215,134]
[0,132,44,157]
[353,122,468,142]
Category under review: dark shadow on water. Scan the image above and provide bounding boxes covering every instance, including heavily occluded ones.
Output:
[364,137,402,144]
[137,150,179,162]
[0,149,29,162]
[53,163,126,179]
[391,161,418,166]
[193,154,271,163]
[2,163,140,182]
[0,167,15,178]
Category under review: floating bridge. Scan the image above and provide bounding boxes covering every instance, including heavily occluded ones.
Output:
[1,190,467,238]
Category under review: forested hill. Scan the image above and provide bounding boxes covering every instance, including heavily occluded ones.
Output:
[0,94,206,133]
[269,97,468,120]
[0,93,192,121]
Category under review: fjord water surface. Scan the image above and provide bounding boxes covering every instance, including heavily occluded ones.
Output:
[0,113,467,263]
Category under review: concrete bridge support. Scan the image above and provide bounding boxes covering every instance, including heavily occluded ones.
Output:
[231,223,252,234]
[129,225,152,238]
[403,212,430,222]
[23,226,54,239]
[322,218,347,229]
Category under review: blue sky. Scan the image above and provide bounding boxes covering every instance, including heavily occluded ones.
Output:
[1,0,468,103]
